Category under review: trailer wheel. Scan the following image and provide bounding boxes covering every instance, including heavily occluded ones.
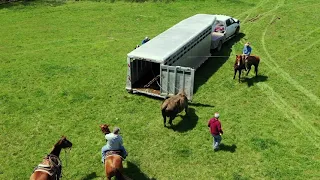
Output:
[217,41,222,52]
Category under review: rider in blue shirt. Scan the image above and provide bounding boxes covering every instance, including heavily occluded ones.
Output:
[242,42,252,70]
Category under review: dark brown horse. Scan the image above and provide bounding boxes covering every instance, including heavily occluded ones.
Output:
[234,55,260,82]
[30,136,72,180]
[161,90,188,127]
[100,124,130,180]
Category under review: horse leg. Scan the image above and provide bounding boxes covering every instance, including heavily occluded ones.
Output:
[246,66,251,76]
[238,70,241,83]
[185,104,188,116]
[255,65,258,77]
[233,69,237,79]
[169,116,174,126]
[163,115,166,127]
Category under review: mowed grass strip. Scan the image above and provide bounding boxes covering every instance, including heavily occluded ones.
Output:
[0,0,319,179]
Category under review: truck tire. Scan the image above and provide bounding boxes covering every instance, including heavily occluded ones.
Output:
[217,41,222,52]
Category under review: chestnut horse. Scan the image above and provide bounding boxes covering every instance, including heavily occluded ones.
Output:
[100,124,129,180]
[234,55,260,82]
[30,136,72,180]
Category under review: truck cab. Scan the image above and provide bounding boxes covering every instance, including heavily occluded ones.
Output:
[211,15,240,51]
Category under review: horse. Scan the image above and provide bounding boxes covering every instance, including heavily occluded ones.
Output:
[234,54,260,82]
[161,90,188,127]
[100,124,129,180]
[30,136,72,180]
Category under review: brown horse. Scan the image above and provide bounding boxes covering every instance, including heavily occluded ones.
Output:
[30,136,72,180]
[100,124,129,180]
[161,90,188,127]
[234,55,260,82]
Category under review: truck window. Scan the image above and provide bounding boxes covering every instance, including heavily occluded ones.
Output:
[226,19,232,26]
[229,18,235,24]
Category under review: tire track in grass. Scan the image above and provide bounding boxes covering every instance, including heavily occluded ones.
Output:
[257,82,320,149]
[287,27,320,46]
[238,0,268,24]
[273,27,320,55]
[240,0,284,33]
[241,44,320,146]
[288,39,320,60]
[261,15,320,106]
[233,0,320,148]
[255,16,320,147]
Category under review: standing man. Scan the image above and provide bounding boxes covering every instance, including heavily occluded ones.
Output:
[208,112,224,151]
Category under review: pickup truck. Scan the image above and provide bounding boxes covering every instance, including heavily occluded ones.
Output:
[211,15,240,51]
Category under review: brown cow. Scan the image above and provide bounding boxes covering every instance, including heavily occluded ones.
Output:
[161,90,188,127]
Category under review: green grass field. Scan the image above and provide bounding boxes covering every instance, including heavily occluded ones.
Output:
[1,0,320,179]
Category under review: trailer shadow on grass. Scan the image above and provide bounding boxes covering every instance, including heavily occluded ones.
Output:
[124,161,157,180]
[193,33,246,94]
[172,107,198,132]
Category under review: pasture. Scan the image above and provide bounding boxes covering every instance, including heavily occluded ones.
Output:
[1,0,320,179]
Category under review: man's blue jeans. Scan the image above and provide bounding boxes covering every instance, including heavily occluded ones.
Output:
[101,145,127,163]
[212,134,222,150]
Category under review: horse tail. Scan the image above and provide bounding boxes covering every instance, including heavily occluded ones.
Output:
[162,106,167,118]
[255,56,261,64]
[115,168,127,180]
[161,100,169,113]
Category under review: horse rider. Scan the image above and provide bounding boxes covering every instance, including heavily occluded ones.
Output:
[101,127,128,163]
[242,42,252,70]
[141,36,150,45]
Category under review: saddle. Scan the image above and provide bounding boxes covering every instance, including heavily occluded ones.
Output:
[33,154,62,180]
[105,150,125,161]
[105,150,122,156]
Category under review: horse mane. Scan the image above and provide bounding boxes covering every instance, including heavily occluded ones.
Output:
[55,136,66,147]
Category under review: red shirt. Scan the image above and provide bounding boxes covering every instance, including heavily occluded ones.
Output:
[208,118,223,135]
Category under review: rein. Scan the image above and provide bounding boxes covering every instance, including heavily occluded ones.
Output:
[48,154,61,168]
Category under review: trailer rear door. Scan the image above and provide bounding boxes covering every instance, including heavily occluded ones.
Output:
[160,65,195,101]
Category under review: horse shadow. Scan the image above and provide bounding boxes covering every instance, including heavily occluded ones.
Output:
[219,143,237,153]
[242,75,268,87]
[188,102,215,108]
[172,107,198,133]
[194,33,246,93]
[124,161,157,180]
[80,172,99,180]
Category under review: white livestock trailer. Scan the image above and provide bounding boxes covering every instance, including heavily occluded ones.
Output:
[125,14,217,101]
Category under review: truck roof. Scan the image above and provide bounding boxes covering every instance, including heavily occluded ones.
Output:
[214,15,232,22]
[127,14,216,63]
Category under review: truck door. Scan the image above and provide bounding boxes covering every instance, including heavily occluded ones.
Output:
[160,65,195,101]
[225,18,236,38]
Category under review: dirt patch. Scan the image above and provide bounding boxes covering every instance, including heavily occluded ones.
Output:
[271,17,281,25]
[248,14,262,22]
